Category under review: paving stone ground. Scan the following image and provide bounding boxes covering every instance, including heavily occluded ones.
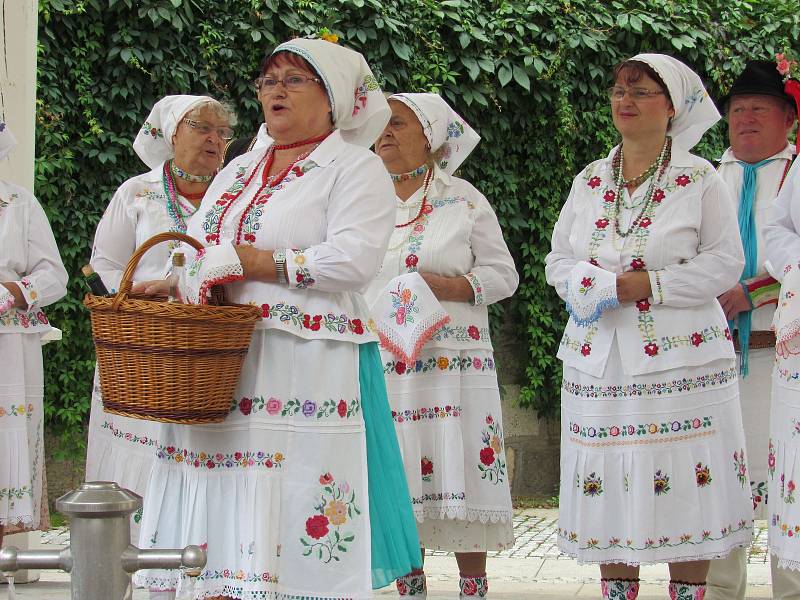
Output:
[1,509,775,599]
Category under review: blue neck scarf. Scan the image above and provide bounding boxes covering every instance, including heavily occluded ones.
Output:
[734,158,774,376]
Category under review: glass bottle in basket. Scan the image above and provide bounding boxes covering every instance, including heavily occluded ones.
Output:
[167,252,185,303]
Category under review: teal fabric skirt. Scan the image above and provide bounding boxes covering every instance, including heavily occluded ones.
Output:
[360,341,422,588]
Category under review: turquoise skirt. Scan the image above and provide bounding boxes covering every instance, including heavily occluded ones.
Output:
[360,341,422,588]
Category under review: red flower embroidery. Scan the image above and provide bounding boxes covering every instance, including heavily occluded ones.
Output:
[580,343,591,356]
[595,218,609,229]
[337,399,347,418]
[261,303,270,318]
[319,472,334,485]
[405,254,419,268]
[675,174,691,187]
[243,233,256,243]
[588,176,601,188]
[305,515,330,539]
[238,397,253,415]
[636,299,650,312]
[652,189,665,202]
[644,342,659,356]
[206,459,215,469]
[691,332,704,347]
[639,217,652,228]
[468,325,481,340]
[291,165,304,177]
[166,446,176,455]
[486,415,494,424]
[724,327,732,340]
[303,314,322,331]
[396,580,409,595]
[603,190,616,202]
[589,258,599,266]
[205,233,219,243]
[421,203,433,214]
[581,277,594,288]
[630,258,646,270]
[421,457,433,476]
[350,318,364,335]
[395,361,407,375]
[480,447,496,466]
[462,579,478,595]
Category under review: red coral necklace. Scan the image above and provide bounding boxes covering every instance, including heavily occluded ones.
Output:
[395,169,434,228]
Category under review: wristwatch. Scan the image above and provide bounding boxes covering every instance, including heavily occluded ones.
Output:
[273,249,288,284]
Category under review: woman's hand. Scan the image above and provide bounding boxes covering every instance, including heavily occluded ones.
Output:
[717,283,752,321]
[234,245,277,282]
[616,271,652,303]
[419,272,475,302]
[131,279,171,296]
[0,282,22,311]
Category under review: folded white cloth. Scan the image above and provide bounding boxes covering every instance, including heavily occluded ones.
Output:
[369,272,450,363]
[181,242,244,305]
[565,261,619,327]
[774,260,800,358]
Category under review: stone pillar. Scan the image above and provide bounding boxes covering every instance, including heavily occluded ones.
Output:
[0,0,40,584]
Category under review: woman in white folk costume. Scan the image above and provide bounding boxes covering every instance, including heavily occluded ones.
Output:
[763,134,800,578]
[0,122,68,547]
[545,54,753,599]
[85,95,235,538]
[369,94,518,598]
[132,37,421,600]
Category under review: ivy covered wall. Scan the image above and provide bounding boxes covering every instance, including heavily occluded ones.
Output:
[36,0,800,441]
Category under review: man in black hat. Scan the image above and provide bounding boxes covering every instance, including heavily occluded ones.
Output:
[709,59,799,600]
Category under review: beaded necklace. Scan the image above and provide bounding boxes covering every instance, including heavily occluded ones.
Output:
[212,131,332,245]
[390,164,428,182]
[395,169,434,229]
[171,161,215,183]
[612,137,672,238]
[162,160,204,232]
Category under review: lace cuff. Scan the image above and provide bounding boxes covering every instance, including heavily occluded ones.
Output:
[774,262,800,358]
[463,272,484,306]
[0,286,14,314]
[183,242,245,305]
[565,261,619,326]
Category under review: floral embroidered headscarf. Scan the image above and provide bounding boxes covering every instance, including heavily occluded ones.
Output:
[388,93,480,174]
[271,38,389,148]
[0,121,17,161]
[630,54,721,151]
[132,95,215,169]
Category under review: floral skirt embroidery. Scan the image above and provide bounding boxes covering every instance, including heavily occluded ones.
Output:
[85,367,158,540]
[134,331,373,600]
[0,333,46,530]
[559,343,752,565]
[383,346,514,551]
[768,371,800,572]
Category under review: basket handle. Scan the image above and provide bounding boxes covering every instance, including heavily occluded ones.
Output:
[112,232,205,310]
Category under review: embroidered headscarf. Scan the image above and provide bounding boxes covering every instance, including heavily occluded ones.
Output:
[388,93,480,174]
[271,38,389,148]
[132,95,215,169]
[0,121,17,161]
[630,54,721,151]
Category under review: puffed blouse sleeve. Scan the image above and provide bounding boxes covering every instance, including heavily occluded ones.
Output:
[10,192,68,310]
[283,151,395,292]
[90,185,138,293]
[647,170,744,307]
[765,157,800,281]
[545,172,583,301]
[463,191,518,306]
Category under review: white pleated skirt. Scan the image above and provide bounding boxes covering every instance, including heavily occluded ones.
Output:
[383,347,514,552]
[0,333,46,531]
[558,343,753,565]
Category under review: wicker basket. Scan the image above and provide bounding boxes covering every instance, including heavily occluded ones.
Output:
[84,232,262,424]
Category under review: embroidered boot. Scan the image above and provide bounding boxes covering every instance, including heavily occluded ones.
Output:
[459,573,488,598]
[600,578,640,599]
[668,580,706,600]
[395,571,427,596]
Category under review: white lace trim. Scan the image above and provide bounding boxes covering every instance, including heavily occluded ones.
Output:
[564,262,619,327]
[558,539,751,566]
[413,505,513,524]
[772,550,800,572]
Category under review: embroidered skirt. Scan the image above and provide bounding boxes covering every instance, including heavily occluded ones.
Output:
[85,367,158,538]
[383,346,514,552]
[558,343,753,565]
[134,331,419,599]
[0,333,46,531]
[768,365,800,572]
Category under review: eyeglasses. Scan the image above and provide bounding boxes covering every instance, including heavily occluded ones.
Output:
[254,74,322,93]
[181,119,234,140]
[607,86,666,101]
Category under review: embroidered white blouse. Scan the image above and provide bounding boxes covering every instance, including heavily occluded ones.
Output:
[545,145,744,377]
[717,143,795,331]
[0,181,68,333]
[765,155,800,282]
[90,164,197,291]
[363,167,518,350]
[184,129,395,343]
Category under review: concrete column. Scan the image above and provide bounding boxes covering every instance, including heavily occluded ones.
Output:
[0,0,40,584]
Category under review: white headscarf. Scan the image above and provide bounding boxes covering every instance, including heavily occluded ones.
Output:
[629,54,720,151]
[272,38,389,147]
[132,95,215,169]
[388,93,480,174]
[0,121,17,161]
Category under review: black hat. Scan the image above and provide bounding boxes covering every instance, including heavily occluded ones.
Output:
[718,60,795,113]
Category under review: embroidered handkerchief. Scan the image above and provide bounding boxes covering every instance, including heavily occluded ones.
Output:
[0,286,14,314]
[182,242,244,305]
[565,261,619,327]
[774,261,800,358]
[370,272,450,363]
